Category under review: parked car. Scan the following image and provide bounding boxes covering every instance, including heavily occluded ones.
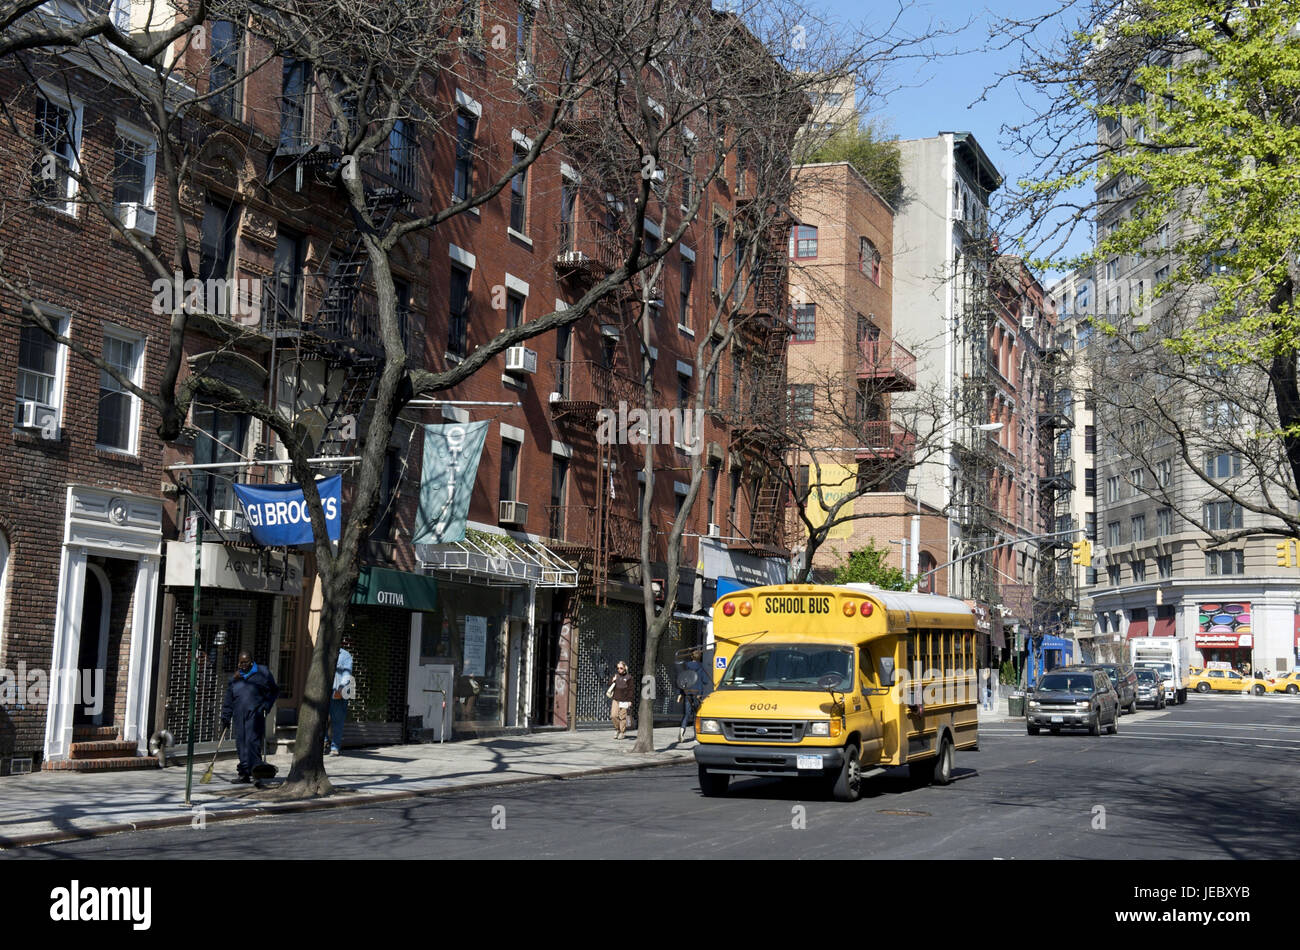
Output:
[1067,663,1139,714]
[1267,671,1300,695]
[1188,668,1266,694]
[1026,668,1120,736]
[1134,667,1166,709]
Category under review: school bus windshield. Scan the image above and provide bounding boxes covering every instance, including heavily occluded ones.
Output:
[718,643,854,691]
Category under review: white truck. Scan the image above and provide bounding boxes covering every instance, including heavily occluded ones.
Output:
[1130,637,1188,705]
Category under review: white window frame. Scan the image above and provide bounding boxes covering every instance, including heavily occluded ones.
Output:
[15,302,71,433]
[95,324,145,455]
[35,84,84,217]
[113,121,158,211]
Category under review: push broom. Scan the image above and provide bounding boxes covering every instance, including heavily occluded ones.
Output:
[199,726,230,785]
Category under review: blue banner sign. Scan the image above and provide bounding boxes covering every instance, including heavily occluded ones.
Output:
[413,422,489,545]
[232,475,342,546]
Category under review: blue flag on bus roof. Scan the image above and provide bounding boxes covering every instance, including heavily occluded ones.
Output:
[232,475,342,546]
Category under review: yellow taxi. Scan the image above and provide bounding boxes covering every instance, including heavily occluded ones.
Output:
[1266,671,1300,695]
[1188,669,1261,694]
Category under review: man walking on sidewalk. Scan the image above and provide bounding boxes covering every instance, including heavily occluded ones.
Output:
[221,652,279,784]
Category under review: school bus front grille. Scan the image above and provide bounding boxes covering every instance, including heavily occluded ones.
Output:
[722,720,807,742]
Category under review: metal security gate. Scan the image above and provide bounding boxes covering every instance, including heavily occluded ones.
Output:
[575,600,644,722]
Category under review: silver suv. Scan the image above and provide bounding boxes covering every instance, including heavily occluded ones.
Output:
[1027,669,1120,736]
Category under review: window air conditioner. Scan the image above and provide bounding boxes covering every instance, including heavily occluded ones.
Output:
[505,346,538,375]
[116,202,157,238]
[707,523,722,538]
[214,509,248,533]
[15,399,58,435]
[499,500,528,525]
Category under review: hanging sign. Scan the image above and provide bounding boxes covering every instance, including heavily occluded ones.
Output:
[231,475,342,546]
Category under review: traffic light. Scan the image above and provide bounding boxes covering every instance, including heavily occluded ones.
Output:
[1277,539,1297,568]
[1071,539,1092,566]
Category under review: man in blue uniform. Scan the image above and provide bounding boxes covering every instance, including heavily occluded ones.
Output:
[221,651,279,784]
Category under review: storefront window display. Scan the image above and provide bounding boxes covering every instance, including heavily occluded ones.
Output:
[420,581,509,727]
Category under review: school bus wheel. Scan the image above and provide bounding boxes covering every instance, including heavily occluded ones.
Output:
[698,765,730,798]
[830,742,862,803]
[930,732,954,786]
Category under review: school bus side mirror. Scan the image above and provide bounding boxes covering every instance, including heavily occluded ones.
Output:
[878,657,895,687]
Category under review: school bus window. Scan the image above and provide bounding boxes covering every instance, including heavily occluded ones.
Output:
[858,646,873,690]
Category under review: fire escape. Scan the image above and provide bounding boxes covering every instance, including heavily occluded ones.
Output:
[1034,329,1076,637]
[855,328,918,488]
[724,222,792,553]
[546,219,651,602]
[261,116,421,463]
[953,234,999,606]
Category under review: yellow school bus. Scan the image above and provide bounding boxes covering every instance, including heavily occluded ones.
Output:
[693,583,979,801]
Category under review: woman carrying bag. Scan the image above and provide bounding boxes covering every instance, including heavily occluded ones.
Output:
[608,661,636,740]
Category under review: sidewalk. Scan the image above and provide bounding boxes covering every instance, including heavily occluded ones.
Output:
[0,726,695,850]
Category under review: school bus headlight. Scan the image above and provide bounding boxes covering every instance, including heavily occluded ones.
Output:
[808,721,830,736]
[698,718,721,734]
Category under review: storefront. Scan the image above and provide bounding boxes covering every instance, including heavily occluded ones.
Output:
[1195,601,1253,672]
[157,541,302,753]
[415,527,577,736]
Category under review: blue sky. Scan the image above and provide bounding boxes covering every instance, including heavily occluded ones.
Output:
[811,0,1092,270]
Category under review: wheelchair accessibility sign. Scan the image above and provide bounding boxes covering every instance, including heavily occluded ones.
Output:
[715,656,727,669]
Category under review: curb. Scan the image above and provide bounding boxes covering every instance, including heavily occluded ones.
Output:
[0,751,695,851]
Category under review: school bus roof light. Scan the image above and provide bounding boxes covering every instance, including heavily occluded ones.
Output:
[860,601,874,617]
[842,601,856,617]
[738,601,752,617]
[722,601,736,617]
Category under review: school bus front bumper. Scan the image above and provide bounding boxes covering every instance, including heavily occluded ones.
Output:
[694,742,847,777]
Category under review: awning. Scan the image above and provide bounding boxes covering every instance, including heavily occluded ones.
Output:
[1153,616,1175,637]
[1128,618,1149,638]
[415,534,578,587]
[352,566,439,612]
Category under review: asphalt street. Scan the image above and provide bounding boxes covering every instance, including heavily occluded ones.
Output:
[11,693,1300,860]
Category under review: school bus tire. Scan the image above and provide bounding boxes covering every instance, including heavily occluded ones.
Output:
[830,742,862,803]
[930,731,954,786]
[698,765,730,798]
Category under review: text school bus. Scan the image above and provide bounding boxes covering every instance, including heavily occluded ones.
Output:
[693,584,979,802]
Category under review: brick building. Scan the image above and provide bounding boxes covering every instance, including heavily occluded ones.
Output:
[0,0,797,768]
[784,161,947,591]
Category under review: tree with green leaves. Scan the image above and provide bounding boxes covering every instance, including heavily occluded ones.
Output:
[805,118,902,206]
[998,0,1300,540]
[833,540,912,590]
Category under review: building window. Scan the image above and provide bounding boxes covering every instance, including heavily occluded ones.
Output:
[1085,511,1097,541]
[192,405,248,515]
[509,146,528,233]
[454,111,476,201]
[1129,468,1144,495]
[112,128,156,212]
[516,0,535,64]
[1204,451,1242,479]
[793,303,816,342]
[1106,475,1121,503]
[789,224,818,259]
[1131,514,1146,542]
[458,0,481,44]
[1107,564,1121,585]
[32,93,81,213]
[1156,458,1172,486]
[15,307,68,426]
[1157,507,1173,536]
[1205,550,1244,575]
[549,455,568,537]
[677,372,691,411]
[1084,468,1096,497]
[96,330,143,452]
[679,258,694,330]
[1203,501,1243,531]
[369,449,401,542]
[859,237,881,283]
[790,384,813,425]
[712,222,725,295]
[1157,554,1172,578]
[199,198,237,287]
[280,58,311,148]
[1084,425,1095,454]
[500,439,520,503]
[1131,559,1146,582]
[1107,521,1121,546]
[506,291,524,330]
[448,264,471,358]
[209,20,242,120]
